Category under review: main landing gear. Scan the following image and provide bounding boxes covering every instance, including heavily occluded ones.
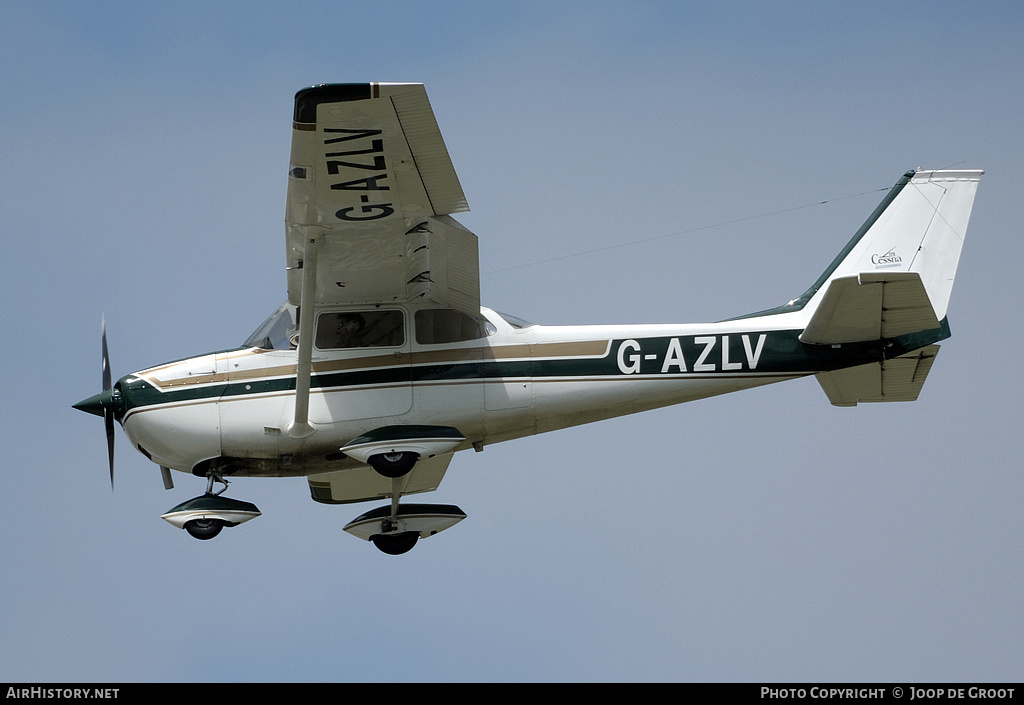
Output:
[339,425,468,554]
[161,426,468,552]
[367,451,418,478]
[342,471,467,555]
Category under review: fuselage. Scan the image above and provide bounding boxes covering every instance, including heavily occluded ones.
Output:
[114,303,902,479]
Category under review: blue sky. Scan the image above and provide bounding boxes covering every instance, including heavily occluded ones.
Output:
[2,1,1022,682]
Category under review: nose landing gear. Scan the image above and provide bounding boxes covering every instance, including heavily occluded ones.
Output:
[184,517,225,540]
[161,472,261,540]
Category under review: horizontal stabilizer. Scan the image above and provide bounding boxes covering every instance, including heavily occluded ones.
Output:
[816,345,940,407]
[800,272,940,344]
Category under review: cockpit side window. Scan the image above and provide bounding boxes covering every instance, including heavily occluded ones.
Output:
[315,310,404,349]
[415,309,494,344]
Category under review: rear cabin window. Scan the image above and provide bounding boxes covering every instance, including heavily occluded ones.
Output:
[315,310,404,349]
[415,309,493,345]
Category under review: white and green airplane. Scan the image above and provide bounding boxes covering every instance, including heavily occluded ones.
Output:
[74,83,982,554]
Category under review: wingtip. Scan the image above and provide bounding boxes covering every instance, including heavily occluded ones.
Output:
[293,83,375,123]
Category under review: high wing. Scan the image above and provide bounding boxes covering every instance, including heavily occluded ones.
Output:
[284,83,479,436]
[285,82,478,314]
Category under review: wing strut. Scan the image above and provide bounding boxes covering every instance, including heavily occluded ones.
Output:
[289,231,322,438]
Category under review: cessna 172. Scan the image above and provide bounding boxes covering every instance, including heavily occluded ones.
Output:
[74,82,982,554]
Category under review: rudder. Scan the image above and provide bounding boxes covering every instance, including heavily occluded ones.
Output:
[798,168,983,329]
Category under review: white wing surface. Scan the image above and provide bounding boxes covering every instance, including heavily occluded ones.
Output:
[285,83,478,314]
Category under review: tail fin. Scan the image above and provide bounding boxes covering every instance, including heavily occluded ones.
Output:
[798,169,982,343]
[798,168,982,405]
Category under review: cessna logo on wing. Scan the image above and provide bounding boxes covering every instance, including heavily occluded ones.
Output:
[324,128,395,221]
[616,334,768,375]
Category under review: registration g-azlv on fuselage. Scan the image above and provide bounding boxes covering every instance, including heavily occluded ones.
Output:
[73,83,983,554]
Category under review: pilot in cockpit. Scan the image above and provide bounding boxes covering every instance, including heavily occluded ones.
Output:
[333,313,366,348]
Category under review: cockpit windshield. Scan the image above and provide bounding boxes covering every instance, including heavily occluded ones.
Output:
[243,302,298,350]
[495,311,536,329]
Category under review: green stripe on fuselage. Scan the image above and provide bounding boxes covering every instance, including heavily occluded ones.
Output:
[118,323,949,418]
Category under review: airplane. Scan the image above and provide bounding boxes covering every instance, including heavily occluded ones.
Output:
[73,82,982,554]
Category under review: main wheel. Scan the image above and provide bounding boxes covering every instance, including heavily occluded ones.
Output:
[184,518,224,540]
[370,532,419,555]
[368,451,418,478]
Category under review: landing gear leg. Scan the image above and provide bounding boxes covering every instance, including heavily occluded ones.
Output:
[205,472,229,496]
[390,476,402,518]
[369,476,419,555]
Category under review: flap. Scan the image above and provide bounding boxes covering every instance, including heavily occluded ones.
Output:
[307,453,454,504]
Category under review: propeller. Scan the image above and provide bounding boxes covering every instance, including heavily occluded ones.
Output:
[73,317,118,489]
[101,317,115,489]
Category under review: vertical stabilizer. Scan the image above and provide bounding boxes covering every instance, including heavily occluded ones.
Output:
[802,169,982,329]
[797,169,982,405]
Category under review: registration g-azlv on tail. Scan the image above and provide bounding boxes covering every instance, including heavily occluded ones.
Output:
[73,83,983,554]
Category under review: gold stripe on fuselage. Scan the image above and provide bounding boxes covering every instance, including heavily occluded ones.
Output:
[136,340,612,391]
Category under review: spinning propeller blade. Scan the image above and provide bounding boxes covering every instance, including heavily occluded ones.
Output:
[101,317,111,393]
[73,318,117,489]
[101,318,115,489]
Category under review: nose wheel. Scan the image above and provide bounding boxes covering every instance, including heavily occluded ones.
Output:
[183,473,229,539]
[161,470,261,539]
[184,518,225,540]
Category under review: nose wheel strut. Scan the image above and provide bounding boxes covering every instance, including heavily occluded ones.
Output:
[205,471,229,496]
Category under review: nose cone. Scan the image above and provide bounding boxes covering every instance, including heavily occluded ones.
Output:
[73,389,113,417]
